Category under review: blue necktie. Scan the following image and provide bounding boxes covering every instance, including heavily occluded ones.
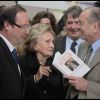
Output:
[12,49,21,76]
[70,41,77,53]
[12,49,19,64]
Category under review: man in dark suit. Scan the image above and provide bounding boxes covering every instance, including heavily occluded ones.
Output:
[54,6,83,55]
[54,6,83,98]
[0,5,30,98]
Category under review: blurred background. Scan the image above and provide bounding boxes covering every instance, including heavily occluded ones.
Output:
[0,1,99,22]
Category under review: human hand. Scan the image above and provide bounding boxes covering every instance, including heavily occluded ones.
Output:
[35,65,52,81]
[63,75,88,92]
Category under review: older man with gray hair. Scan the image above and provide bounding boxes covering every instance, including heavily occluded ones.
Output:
[65,7,100,99]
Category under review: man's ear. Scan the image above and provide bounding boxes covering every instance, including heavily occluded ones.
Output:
[93,22,100,33]
[4,21,12,31]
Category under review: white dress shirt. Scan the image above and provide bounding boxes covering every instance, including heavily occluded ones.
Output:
[89,39,100,64]
[65,36,84,55]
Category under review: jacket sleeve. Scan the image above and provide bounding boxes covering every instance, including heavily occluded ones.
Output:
[87,81,100,99]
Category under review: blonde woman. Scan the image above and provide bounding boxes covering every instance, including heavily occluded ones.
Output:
[19,23,66,99]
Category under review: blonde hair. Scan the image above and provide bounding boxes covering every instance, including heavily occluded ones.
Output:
[24,23,55,54]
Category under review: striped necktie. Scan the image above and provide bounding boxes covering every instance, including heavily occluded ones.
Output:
[84,44,93,65]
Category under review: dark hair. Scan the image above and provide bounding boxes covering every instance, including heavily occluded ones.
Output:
[94,1,100,7]
[0,5,7,18]
[0,5,7,12]
[31,11,58,35]
[64,6,83,23]
[0,5,26,30]
[57,6,82,33]
[57,13,66,33]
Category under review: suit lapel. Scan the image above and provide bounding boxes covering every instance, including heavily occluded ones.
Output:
[78,42,89,61]
[0,37,21,78]
[89,47,100,69]
[79,42,100,69]
[61,36,66,53]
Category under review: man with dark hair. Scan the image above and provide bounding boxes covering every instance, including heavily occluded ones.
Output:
[54,5,83,98]
[0,5,30,98]
[54,6,83,55]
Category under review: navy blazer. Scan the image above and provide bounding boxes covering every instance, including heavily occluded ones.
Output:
[0,37,25,99]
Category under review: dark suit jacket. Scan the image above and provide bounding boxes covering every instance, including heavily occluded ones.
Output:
[54,35,66,54]
[19,52,66,99]
[54,35,69,93]
[0,37,25,99]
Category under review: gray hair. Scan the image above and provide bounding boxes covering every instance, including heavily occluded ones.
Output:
[85,7,100,24]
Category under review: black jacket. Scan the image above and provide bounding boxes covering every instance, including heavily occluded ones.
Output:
[0,37,25,99]
[19,52,66,99]
[54,35,66,54]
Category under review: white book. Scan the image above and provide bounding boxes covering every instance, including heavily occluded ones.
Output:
[53,49,90,77]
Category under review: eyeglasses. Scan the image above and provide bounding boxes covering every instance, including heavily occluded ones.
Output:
[13,22,30,29]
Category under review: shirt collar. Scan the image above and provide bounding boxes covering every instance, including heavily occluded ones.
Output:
[67,36,83,45]
[92,39,100,52]
[0,34,14,52]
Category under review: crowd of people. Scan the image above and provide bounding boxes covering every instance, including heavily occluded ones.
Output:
[0,3,100,99]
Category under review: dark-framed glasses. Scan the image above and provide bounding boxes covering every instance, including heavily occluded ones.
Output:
[13,22,30,29]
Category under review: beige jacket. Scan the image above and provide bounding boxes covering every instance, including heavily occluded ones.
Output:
[66,42,100,99]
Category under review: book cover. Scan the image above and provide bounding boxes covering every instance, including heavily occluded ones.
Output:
[53,49,90,77]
